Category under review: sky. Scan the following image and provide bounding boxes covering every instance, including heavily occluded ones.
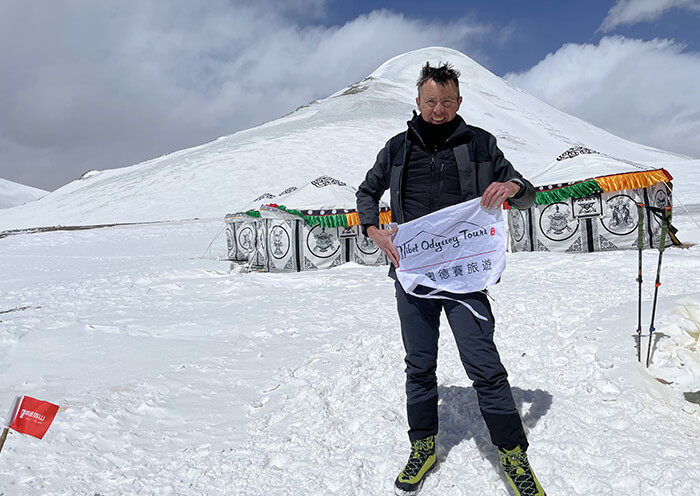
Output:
[1,0,699,192]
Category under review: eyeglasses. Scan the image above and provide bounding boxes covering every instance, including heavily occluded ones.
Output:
[421,99,458,108]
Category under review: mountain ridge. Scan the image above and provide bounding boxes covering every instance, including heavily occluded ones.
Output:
[0,177,47,210]
[0,46,690,231]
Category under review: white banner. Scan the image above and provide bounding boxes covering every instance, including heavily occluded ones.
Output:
[392,198,506,318]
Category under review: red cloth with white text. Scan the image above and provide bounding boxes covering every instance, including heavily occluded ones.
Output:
[9,396,60,440]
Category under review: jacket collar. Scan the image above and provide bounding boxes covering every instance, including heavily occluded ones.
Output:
[406,112,471,151]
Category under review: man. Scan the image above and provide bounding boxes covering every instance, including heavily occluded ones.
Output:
[356,62,546,496]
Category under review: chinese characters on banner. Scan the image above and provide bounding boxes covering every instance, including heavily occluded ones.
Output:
[392,197,506,298]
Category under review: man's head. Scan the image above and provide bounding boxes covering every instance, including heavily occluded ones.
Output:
[416,62,462,125]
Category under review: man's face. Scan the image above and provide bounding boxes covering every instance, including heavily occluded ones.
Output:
[416,79,462,125]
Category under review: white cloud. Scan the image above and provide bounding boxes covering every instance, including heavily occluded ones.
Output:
[0,1,492,190]
[506,36,700,159]
[600,0,700,31]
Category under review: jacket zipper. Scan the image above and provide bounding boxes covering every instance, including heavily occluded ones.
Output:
[429,152,437,213]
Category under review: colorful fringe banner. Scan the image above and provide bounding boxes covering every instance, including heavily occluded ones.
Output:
[379,210,392,225]
[225,209,261,219]
[594,169,672,193]
[535,180,602,205]
[344,210,392,226]
[534,169,672,205]
[263,205,392,228]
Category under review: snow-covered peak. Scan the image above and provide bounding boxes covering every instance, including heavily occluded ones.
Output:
[0,46,692,232]
[369,46,484,87]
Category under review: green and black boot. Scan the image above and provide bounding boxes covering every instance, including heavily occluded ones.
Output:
[394,435,437,495]
[499,445,546,496]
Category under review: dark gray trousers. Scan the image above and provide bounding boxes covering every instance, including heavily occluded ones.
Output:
[395,282,528,449]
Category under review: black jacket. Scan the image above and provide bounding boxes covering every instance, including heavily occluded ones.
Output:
[356,114,536,231]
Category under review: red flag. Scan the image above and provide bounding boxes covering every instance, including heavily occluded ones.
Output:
[9,396,59,440]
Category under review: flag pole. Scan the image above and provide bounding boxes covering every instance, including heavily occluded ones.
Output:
[0,427,9,455]
[1,395,22,455]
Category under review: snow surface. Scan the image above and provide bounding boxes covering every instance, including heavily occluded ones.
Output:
[0,178,46,210]
[0,47,699,495]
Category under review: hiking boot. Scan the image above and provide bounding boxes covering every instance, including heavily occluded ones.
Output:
[499,445,546,496]
[394,435,437,495]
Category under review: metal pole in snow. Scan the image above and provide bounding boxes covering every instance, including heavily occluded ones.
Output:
[635,203,645,363]
[646,207,671,368]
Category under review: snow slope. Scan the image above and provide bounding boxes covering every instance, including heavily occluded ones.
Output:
[0,46,689,231]
[0,47,699,495]
[0,178,46,210]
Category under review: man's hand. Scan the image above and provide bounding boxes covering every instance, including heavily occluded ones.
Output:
[367,225,400,268]
[481,181,522,210]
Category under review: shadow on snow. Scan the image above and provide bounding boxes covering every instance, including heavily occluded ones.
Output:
[436,386,553,476]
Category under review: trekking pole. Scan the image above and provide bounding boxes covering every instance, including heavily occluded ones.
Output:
[646,207,671,368]
[635,203,644,363]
